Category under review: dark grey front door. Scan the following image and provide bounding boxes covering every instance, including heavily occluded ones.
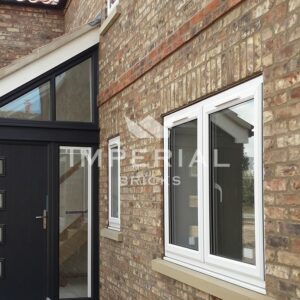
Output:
[0,143,48,300]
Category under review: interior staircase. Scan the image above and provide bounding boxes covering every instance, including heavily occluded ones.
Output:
[59,159,88,267]
[59,216,87,266]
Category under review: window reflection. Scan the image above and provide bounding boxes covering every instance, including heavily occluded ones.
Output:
[169,120,198,250]
[210,99,256,265]
[0,82,50,121]
[56,59,92,122]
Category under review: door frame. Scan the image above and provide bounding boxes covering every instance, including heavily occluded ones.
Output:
[0,140,99,300]
[0,47,99,300]
[49,142,99,300]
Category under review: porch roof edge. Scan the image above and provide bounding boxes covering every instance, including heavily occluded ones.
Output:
[0,24,100,97]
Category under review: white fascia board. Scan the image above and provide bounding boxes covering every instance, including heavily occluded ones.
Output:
[0,26,100,98]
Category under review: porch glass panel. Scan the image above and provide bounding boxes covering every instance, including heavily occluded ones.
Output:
[56,59,92,122]
[59,147,92,298]
[0,81,51,121]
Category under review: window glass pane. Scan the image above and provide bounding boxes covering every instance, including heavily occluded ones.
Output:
[56,59,92,122]
[210,99,255,265]
[0,82,50,121]
[59,147,91,298]
[170,120,198,250]
[110,146,119,219]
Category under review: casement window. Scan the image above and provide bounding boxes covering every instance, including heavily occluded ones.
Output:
[107,0,119,15]
[108,136,121,230]
[164,76,264,293]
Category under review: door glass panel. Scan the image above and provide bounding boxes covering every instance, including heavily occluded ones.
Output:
[0,258,4,279]
[0,225,4,244]
[0,191,5,210]
[209,99,256,265]
[59,147,92,298]
[0,159,4,176]
[169,120,198,250]
[0,82,50,121]
[56,59,92,122]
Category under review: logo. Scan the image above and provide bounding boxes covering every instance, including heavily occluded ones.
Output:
[125,116,164,139]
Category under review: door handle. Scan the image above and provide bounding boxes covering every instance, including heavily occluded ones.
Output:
[35,209,47,230]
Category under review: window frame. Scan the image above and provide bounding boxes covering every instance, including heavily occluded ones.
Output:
[108,136,121,231]
[107,0,119,15]
[163,76,265,293]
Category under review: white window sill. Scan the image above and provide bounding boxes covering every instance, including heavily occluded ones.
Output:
[100,5,121,36]
[152,259,274,300]
[100,228,123,242]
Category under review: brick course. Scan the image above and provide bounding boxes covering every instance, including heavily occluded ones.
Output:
[0,4,64,68]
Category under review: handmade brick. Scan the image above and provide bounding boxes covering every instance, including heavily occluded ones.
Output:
[278,251,300,268]
[280,222,300,235]
[275,164,299,177]
[266,235,289,249]
[265,206,288,219]
[291,268,300,283]
[290,208,300,222]
[266,264,290,279]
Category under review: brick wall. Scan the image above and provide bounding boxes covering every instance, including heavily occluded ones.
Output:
[99,0,212,92]
[64,0,105,32]
[0,4,64,68]
[96,0,300,299]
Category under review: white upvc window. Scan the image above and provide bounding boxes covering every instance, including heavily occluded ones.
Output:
[107,0,119,15]
[108,136,121,230]
[164,76,265,293]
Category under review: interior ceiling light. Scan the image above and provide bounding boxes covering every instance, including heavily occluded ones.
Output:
[16,0,60,5]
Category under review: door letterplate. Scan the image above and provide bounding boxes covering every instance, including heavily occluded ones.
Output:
[35,209,47,230]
